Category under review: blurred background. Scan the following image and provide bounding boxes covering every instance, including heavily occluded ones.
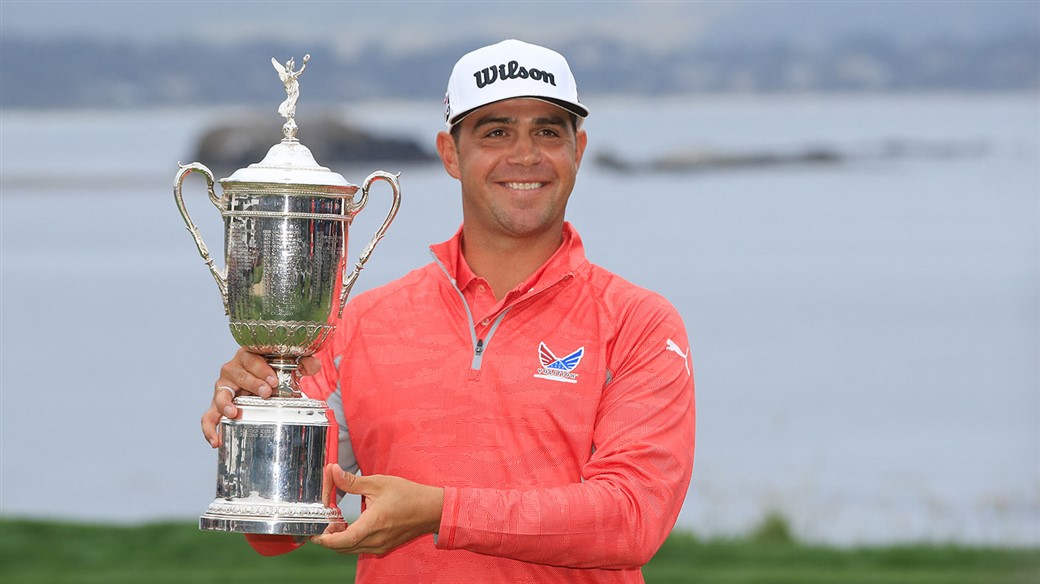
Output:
[1,0,1037,548]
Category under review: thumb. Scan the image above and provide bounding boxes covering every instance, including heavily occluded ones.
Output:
[327,463,364,495]
[322,463,346,505]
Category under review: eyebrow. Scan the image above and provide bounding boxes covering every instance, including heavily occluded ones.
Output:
[472,114,568,131]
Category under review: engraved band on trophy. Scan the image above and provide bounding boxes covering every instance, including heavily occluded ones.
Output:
[173,54,401,536]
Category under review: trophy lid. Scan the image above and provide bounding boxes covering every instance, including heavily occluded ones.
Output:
[221,138,355,189]
[221,53,356,191]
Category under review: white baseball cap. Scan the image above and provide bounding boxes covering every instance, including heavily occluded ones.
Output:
[444,39,589,127]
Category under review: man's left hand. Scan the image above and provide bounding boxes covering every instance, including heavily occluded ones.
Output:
[310,464,444,555]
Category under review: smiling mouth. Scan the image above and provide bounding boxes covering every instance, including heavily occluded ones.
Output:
[502,182,546,191]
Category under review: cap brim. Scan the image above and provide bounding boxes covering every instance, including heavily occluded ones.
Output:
[449,96,589,127]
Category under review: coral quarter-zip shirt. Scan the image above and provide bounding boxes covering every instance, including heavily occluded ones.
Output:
[301,222,696,583]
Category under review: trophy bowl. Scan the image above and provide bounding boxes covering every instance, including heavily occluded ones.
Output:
[174,54,400,536]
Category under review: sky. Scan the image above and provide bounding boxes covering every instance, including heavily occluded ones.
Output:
[2,0,1037,57]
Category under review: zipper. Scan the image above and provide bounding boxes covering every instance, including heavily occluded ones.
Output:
[431,251,509,371]
[430,250,572,372]
[472,309,510,370]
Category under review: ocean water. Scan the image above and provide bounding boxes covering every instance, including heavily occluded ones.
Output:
[1,94,1037,545]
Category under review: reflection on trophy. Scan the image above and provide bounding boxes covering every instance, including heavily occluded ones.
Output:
[174,54,401,536]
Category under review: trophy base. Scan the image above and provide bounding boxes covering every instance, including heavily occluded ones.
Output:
[202,396,344,536]
[200,497,345,535]
[200,511,345,536]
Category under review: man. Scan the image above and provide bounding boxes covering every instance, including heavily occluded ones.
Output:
[202,39,695,583]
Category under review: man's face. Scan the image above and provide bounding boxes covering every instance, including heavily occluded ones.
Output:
[437,98,587,242]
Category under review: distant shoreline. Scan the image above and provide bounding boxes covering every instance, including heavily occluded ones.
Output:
[2,89,1039,115]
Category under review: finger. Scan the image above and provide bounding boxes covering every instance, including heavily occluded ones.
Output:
[215,384,237,401]
[310,522,375,554]
[211,382,240,420]
[298,356,322,376]
[314,510,394,555]
[201,404,223,448]
[310,527,359,552]
[219,350,276,398]
[322,520,349,535]
[213,378,246,416]
[238,349,280,393]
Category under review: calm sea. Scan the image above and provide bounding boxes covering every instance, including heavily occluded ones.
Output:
[1,94,1037,545]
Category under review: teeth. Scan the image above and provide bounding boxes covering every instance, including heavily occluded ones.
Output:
[504,182,544,190]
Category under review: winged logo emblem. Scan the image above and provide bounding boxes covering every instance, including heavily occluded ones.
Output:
[535,342,584,383]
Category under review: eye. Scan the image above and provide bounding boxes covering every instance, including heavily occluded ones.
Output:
[536,127,562,138]
[483,128,507,138]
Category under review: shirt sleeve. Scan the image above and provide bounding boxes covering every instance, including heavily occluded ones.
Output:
[300,331,345,402]
[243,533,305,556]
[435,295,696,569]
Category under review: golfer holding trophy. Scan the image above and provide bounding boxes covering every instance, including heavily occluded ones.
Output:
[174,54,401,536]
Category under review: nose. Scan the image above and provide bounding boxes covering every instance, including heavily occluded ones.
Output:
[507,133,541,166]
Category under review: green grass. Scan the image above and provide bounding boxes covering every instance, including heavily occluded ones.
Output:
[2,517,1038,583]
[646,530,1040,584]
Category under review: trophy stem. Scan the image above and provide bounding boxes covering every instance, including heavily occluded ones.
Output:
[269,358,303,398]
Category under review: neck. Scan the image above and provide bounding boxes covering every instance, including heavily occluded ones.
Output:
[461,226,564,300]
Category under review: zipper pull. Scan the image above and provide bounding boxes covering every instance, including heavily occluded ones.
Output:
[475,338,484,356]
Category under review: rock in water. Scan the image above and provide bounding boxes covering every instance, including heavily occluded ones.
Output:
[191,113,436,171]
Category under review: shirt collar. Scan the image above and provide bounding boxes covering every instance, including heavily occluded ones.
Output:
[430,222,587,292]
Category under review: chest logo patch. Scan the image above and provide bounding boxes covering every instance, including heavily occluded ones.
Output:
[534,342,584,384]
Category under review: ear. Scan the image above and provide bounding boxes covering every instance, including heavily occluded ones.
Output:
[574,128,588,170]
[436,131,461,180]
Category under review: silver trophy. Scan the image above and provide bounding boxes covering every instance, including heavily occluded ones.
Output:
[174,54,401,536]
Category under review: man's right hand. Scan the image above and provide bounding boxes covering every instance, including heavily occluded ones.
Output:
[201,348,321,447]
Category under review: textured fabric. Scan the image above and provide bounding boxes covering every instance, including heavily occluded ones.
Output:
[302,223,696,583]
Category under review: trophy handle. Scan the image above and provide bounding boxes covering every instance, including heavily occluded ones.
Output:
[174,162,230,315]
[337,171,401,317]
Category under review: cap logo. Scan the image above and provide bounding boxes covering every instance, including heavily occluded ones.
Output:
[473,60,557,89]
